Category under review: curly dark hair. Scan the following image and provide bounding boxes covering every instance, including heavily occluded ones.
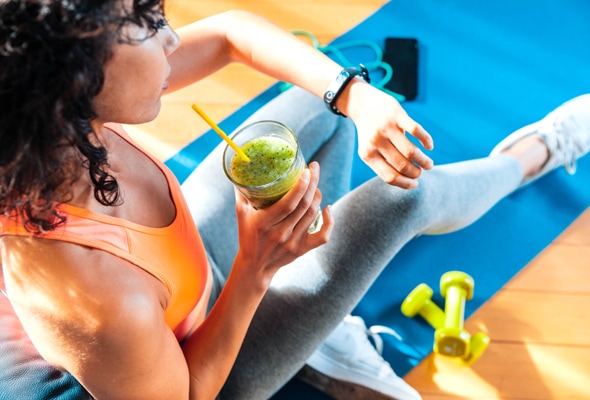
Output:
[0,0,166,232]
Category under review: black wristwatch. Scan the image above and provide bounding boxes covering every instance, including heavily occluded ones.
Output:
[323,64,370,116]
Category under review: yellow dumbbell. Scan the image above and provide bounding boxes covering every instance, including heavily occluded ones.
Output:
[434,271,474,358]
[401,283,446,328]
[401,277,489,363]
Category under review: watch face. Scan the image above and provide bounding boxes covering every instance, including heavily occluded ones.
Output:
[336,71,349,84]
[327,70,352,99]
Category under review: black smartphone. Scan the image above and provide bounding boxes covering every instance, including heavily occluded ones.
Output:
[382,37,419,100]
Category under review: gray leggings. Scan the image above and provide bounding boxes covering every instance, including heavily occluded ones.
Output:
[180,87,523,399]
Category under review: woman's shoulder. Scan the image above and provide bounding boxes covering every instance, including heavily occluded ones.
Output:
[1,235,183,396]
[1,235,169,340]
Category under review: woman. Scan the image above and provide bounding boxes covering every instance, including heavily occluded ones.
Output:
[1,0,589,399]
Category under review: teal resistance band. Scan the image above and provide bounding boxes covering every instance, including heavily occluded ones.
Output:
[279,30,406,102]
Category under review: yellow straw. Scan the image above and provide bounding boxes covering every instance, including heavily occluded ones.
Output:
[191,104,250,162]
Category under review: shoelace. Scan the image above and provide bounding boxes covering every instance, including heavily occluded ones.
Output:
[550,116,583,174]
[367,324,425,363]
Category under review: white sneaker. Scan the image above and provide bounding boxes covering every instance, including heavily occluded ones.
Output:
[490,94,590,187]
[298,315,422,400]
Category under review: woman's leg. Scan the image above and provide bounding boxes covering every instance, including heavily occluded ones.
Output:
[220,93,590,398]
[219,153,524,399]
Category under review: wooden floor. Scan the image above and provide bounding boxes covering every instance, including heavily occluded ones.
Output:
[130,1,590,399]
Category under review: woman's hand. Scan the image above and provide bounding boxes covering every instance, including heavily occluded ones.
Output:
[233,162,333,285]
[345,82,434,189]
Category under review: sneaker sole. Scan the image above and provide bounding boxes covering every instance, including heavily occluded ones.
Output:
[296,365,407,400]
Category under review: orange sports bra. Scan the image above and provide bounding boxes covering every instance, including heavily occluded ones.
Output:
[0,123,212,341]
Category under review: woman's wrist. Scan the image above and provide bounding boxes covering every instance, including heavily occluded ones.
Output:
[324,65,370,117]
[231,252,274,294]
[333,77,372,119]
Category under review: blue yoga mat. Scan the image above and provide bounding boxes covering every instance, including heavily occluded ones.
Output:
[165,1,590,397]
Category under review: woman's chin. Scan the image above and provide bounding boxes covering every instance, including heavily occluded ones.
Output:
[130,101,163,125]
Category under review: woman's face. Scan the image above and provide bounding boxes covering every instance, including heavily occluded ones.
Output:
[93,7,180,125]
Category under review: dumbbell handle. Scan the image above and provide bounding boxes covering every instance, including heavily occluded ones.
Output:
[444,285,466,329]
[401,283,446,329]
[421,299,445,329]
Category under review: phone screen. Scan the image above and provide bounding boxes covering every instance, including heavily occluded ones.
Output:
[383,38,419,100]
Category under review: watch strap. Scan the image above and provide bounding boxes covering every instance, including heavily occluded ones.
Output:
[323,64,370,116]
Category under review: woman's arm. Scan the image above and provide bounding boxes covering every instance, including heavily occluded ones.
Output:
[183,162,333,398]
[168,10,434,188]
[167,10,340,97]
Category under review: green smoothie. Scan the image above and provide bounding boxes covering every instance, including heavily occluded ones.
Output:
[229,136,304,209]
